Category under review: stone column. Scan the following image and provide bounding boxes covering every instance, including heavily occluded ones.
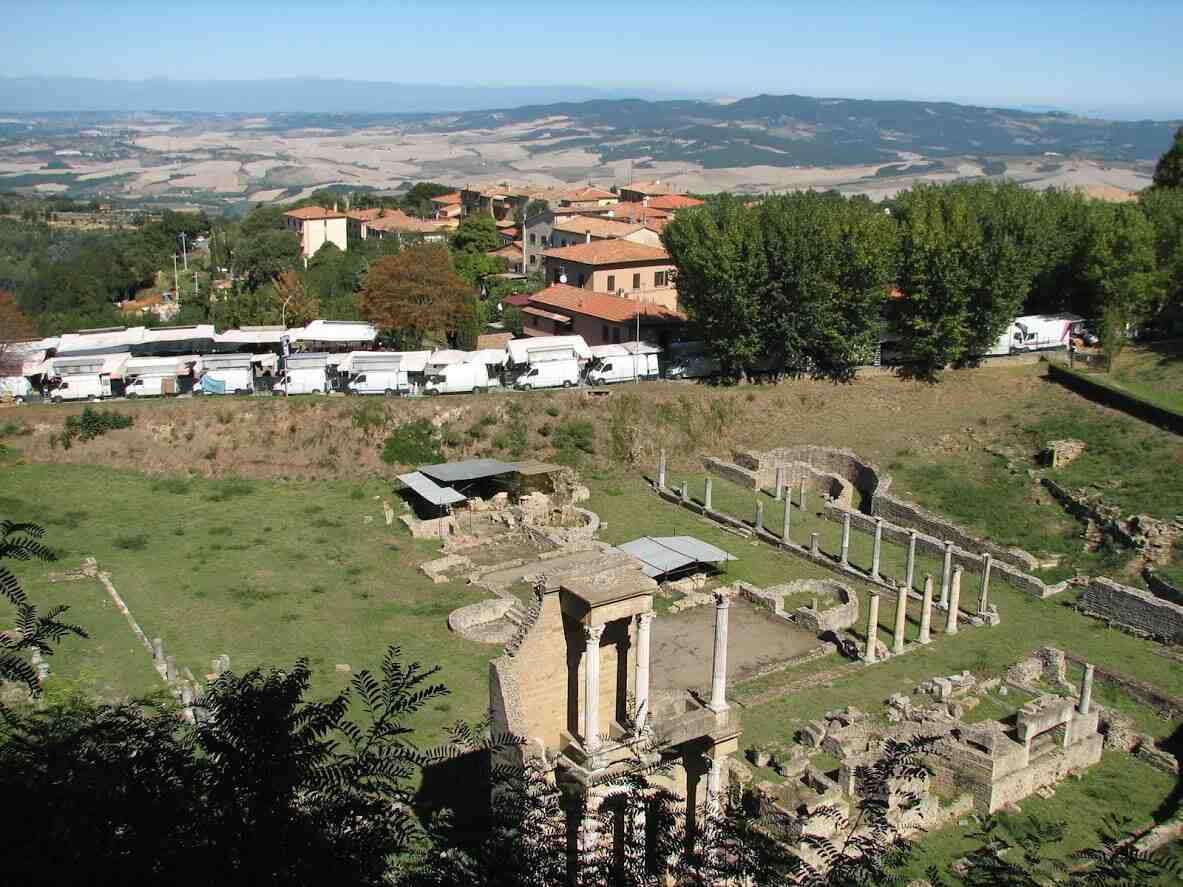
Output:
[782,495,792,543]
[940,541,954,609]
[658,450,667,489]
[810,533,820,558]
[799,477,807,512]
[635,612,655,731]
[945,566,962,635]
[979,553,993,614]
[704,477,713,512]
[774,466,785,501]
[864,593,881,663]
[841,511,851,566]
[1078,663,1094,715]
[152,637,164,662]
[893,583,908,654]
[165,655,178,683]
[708,593,730,713]
[871,518,884,581]
[918,574,934,644]
[755,501,764,534]
[706,753,723,802]
[583,624,605,753]
[680,480,688,503]
[905,530,918,590]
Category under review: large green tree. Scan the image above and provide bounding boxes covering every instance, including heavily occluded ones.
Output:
[1139,187,1183,328]
[1152,125,1183,190]
[359,243,470,346]
[450,215,501,254]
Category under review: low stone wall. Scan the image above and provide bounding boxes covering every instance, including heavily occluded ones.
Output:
[1064,652,1183,720]
[737,578,859,633]
[448,598,515,639]
[1048,361,1183,435]
[1078,576,1183,643]
[751,445,891,506]
[871,493,1039,572]
[1144,568,1183,607]
[703,456,760,490]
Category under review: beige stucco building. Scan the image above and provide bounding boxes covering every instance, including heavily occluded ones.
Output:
[541,240,676,303]
[284,206,348,261]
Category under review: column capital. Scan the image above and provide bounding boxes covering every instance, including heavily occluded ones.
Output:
[713,591,731,609]
[584,623,605,644]
[636,610,657,627]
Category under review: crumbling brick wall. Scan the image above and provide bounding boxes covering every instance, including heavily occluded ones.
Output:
[1078,577,1183,643]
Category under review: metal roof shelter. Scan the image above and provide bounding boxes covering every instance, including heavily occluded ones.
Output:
[614,536,736,579]
[396,471,467,507]
[417,459,521,484]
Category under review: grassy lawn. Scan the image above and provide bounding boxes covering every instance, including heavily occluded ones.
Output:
[1094,340,1183,415]
[0,462,494,742]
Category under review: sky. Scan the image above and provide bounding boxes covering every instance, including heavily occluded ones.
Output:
[3,0,1181,119]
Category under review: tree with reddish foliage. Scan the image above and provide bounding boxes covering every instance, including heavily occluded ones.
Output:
[0,292,37,374]
[359,243,470,347]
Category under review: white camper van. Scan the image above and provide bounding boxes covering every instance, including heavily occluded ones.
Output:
[514,358,580,390]
[272,352,330,395]
[124,355,195,398]
[424,362,490,395]
[50,374,109,402]
[984,313,1087,355]
[195,354,254,395]
[586,344,661,384]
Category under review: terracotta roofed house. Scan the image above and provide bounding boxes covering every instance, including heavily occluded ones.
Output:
[643,194,704,211]
[558,186,619,208]
[618,179,674,202]
[362,209,451,245]
[541,240,676,308]
[284,205,348,260]
[524,283,685,346]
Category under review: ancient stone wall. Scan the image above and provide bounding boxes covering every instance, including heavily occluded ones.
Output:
[703,457,760,490]
[1078,577,1183,643]
[1144,568,1183,607]
[982,733,1104,814]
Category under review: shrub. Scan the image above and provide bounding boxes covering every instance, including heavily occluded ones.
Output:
[351,399,387,437]
[113,532,148,551]
[502,401,528,457]
[544,405,560,418]
[151,477,192,495]
[552,419,596,464]
[537,423,551,438]
[381,419,442,466]
[206,478,255,502]
[441,428,463,448]
[60,407,133,447]
[0,421,30,437]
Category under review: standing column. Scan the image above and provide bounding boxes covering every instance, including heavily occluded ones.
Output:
[905,530,918,590]
[708,593,730,713]
[871,518,884,581]
[863,593,881,663]
[706,754,723,804]
[635,612,656,732]
[704,477,713,512]
[658,450,667,490]
[583,624,605,754]
[799,477,807,512]
[774,466,785,501]
[841,511,852,566]
[680,480,689,503]
[918,574,934,644]
[945,566,963,635]
[978,553,993,614]
[755,501,764,534]
[892,583,908,654]
[940,541,954,609]
[809,533,820,557]
[1078,663,1094,715]
[782,494,792,543]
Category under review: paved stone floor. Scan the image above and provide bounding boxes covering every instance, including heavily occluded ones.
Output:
[650,598,822,693]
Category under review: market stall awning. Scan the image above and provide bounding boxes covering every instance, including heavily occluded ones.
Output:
[613,536,736,579]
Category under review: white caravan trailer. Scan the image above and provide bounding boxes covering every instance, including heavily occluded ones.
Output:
[586,343,661,384]
[273,352,330,395]
[124,355,198,398]
[514,358,580,390]
[196,354,254,395]
[424,361,490,395]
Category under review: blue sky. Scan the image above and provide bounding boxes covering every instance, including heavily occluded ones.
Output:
[3,0,1181,118]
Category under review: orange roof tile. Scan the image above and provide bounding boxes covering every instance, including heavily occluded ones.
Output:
[365,209,449,234]
[560,186,618,202]
[552,216,646,239]
[284,205,346,220]
[643,195,704,210]
[346,207,385,221]
[620,180,672,196]
[430,192,463,205]
[542,240,670,266]
[529,284,684,323]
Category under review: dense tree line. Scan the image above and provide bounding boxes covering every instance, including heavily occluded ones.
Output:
[663,129,1183,377]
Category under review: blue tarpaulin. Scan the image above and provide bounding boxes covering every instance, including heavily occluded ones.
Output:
[200,376,226,394]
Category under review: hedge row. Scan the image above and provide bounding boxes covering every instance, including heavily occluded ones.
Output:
[1047,362,1183,435]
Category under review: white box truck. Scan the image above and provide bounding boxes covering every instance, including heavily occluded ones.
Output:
[424,361,490,395]
[272,352,330,395]
[0,375,33,403]
[347,353,409,395]
[514,358,580,390]
[50,374,109,402]
[985,313,1087,355]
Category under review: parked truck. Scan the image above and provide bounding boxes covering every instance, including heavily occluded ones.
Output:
[0,375,33,403]
[195,354,254,395]
[50,374,109,402]
[273,352,330,395]
[586,343,661,384]
[424,361,490,395]
[985,313,1087,355]
[514,358,580,390]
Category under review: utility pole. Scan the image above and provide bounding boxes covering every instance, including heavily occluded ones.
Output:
[172,254,180,305]
[179,233,188,271]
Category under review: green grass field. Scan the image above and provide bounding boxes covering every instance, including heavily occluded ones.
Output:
[1097,340,1183,415]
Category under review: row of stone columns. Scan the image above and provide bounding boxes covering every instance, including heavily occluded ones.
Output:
[865,567,965,662]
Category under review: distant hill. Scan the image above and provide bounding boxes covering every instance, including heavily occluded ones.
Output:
[0,77,702,115]
[426,93,1182,166]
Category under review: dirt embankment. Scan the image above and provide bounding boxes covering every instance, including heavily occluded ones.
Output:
[3,366,1045,482]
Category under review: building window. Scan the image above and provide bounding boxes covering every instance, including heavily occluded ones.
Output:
[529,233,536,245]
[529,254,537,264]
[602,324,609,341]
[611,327,621,343]
[632,273,641,289]
[578,273,586,287]
[655,271,667,287]
[606,274,615,292]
